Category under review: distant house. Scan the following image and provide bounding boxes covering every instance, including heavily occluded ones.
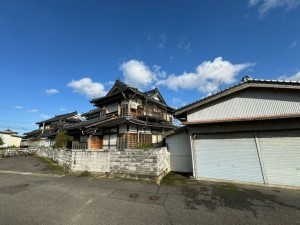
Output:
[22,112,83,148]
[65,80,176,150]
[167,76,300,187]
[0,129,23,147]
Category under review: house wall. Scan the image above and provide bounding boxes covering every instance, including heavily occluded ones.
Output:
[89,136,103,149]
[188,88,300,122]
[0,133,22,147]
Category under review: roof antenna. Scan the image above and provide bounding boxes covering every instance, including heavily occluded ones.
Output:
[242,75,252,83]
[217,78,223,91]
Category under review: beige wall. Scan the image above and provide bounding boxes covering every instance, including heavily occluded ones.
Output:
[0,133,21,147]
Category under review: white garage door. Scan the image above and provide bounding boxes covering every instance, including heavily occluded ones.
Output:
[194,132,264,183]
[257,130,300,186]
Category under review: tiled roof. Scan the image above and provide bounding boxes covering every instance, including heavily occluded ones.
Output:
[64,115,115,129]
[81,108,102,117]
[36,111,78,124]
[90,80,173,110]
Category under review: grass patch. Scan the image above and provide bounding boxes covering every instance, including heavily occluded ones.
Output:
[35,155,68,175]
[160,172,192,185]
[78,170,93,177]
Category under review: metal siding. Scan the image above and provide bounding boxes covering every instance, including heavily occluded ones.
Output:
[166,132,193,172]
[257,130,300,186]
[194,132,264,183]
[188,89,300,121]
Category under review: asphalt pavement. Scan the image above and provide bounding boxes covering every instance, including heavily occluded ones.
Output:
[0,156,300,225]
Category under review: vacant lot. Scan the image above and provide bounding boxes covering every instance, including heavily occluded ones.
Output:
[0,156,300,225]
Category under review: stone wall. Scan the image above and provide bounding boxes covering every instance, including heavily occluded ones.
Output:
[110,147,170,180]
[35,147,170,180]
[37,148,72,168]
[71,150,110,173]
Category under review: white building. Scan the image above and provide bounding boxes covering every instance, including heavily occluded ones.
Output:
[167,77,300,187]
[0,129,22,148]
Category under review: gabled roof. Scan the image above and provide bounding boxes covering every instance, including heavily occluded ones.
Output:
[174,76,300,118]
[144,87,167,105]
[90,80,174,111]
[0,129,18,135]
[36,111,80,124]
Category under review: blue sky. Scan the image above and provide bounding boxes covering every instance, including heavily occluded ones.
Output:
[1,0,300,134]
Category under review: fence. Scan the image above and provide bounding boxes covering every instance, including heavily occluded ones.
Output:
[36,147,170,180]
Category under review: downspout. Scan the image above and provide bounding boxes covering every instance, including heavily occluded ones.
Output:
[188,127,196,178]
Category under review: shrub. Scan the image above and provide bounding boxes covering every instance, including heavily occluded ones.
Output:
[53,131,73,149]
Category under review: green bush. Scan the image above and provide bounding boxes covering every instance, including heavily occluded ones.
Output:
[135,143,153,150]
[0,137,4,146]
[53,131,73,149]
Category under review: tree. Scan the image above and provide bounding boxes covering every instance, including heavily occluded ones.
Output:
[0,136,4,146]
[53,131,73,149]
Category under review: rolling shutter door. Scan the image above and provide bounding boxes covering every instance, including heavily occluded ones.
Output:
[257,130,300,186]
[194,132,264,183]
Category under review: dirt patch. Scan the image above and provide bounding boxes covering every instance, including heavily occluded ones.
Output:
[181,183,300,216]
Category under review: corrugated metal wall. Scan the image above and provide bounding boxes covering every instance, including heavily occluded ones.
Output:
[166,131,193,172]
[188,88,300,121]
[193,132,264,183]
[191,129,300,186]
[257,130,300,186]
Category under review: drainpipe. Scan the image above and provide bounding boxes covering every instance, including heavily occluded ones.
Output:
[187,127,196,178]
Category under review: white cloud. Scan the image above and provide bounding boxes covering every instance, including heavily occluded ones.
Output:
[67,78,107,99]
[177,36,192,53]
[249,0,260,6]
[14,106,23,109]
[249,0,300,16]
[278,71,300,81]
[45,88,59,95]
[59,108,66,111]
[158,33,166,49]
[172,98,187,108]
[27,109,38,113]
[40,114,50,119]
[157,57,254,94]
[290,41,297,48]
[120,60,158,90]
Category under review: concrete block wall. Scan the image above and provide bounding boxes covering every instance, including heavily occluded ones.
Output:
[71,150,110,173]
[109,147,170,179]
[36,147,170,180]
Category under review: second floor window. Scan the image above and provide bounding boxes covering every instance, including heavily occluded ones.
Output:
[107,103,118,113]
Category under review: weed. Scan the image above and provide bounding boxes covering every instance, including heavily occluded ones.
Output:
[78,170,93,177]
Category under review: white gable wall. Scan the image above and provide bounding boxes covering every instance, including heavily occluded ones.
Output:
[188,88,300,122]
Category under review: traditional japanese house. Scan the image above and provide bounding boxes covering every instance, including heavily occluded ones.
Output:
[66,80,176,150]
[22,111,83,147]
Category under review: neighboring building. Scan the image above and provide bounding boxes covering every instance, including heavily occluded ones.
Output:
[0,129,23,147]
[167,76,300,187]
[22,112,83,148]
[65,80,176,150]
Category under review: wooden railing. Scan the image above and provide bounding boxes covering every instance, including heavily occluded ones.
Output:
[72,141,88,150]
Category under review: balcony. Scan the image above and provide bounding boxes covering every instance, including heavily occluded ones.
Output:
[136,107,165,122]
